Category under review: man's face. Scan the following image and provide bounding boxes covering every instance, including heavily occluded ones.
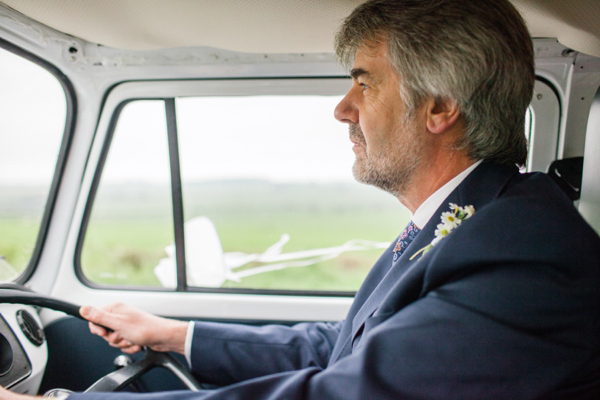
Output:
[334,42,425,196]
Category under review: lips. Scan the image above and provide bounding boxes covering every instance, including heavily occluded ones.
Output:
[349,124,366,147]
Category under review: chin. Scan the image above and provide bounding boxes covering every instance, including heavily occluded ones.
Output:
[351,160,374,186]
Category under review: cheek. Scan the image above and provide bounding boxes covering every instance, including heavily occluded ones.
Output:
[358,98,400,151]
[361,117,394,153]
[358,110,379,141]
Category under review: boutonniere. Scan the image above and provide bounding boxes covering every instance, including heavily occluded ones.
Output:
[410,203,475,260]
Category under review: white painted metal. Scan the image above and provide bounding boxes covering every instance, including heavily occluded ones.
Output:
[527,80,561,172]
[579,86,600,233]
[0,304,47,394]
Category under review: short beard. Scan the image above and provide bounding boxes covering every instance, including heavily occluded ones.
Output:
[350,122,422,197]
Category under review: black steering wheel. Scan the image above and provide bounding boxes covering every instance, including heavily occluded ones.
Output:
[0,285,203,393]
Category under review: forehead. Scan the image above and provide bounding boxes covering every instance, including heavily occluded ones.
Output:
[351,42,398,81]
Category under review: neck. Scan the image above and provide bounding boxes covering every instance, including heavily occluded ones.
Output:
[397,150,476,213]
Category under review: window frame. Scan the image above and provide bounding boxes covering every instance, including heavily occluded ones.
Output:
[75,78,361,296]
[0,38,77,285]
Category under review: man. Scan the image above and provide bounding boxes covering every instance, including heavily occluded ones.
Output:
[2,0,600,398]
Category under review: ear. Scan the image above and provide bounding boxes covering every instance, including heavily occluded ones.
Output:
[425,97,461,134]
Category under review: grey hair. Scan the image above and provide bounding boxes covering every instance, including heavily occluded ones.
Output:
[335,0,534,167]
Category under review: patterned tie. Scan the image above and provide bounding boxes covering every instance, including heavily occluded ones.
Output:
[392,220,421,263]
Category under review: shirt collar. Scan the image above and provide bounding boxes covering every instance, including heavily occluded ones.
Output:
[411,160,482,229]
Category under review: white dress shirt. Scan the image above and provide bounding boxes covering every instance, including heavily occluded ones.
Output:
[411,160,482,229]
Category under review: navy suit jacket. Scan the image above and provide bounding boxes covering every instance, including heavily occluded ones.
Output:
[74,162,600,399]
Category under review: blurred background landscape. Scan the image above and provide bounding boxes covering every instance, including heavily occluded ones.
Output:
[0,179,409,292]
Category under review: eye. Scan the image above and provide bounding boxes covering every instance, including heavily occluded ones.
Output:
[359,82,369,91]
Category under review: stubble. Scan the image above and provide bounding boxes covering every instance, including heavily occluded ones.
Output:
[349,121,423,197]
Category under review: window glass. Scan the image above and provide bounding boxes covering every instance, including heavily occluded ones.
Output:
[169,95,408,292]
[81,101,174,286]
[0,47,66,282]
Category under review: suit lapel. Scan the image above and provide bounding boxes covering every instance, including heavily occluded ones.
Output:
[348,162,520,347]
[350,216,436,340]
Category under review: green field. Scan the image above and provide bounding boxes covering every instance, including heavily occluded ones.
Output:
[1,181,410,292]
[0,218,40,279]
[81,210,407,291]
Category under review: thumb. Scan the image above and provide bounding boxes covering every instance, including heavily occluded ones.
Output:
[80,306,112,328]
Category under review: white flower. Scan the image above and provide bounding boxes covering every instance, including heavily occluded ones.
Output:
[441,212,461,228]
[410,203,476,261]
[435,223,451,237]
[462,205,475,218]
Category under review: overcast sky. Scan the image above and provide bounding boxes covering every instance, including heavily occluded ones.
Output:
[0,48,66,185]
[102,96,354,185]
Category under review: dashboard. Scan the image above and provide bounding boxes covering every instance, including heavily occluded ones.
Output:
[0,303,47,395]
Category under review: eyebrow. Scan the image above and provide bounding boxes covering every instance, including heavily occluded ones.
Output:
[350,68,370,80]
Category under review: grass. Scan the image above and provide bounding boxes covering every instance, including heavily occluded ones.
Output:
[81,218,174,286]
[1,181,411,292]
[0,218,40,276]
[81,210,409,292]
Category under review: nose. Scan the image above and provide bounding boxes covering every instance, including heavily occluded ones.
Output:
[334,91,358,124]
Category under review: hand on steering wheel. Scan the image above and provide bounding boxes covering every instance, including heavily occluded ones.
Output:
[80,303,188,355]
[0,287,203,394]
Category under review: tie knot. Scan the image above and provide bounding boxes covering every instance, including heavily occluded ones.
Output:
[393,220,421,262]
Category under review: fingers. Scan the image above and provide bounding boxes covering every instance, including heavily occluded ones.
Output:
[88,321,108,337]
[80,303,174,354]
[107,335,141,354]
[97,326,127,346]
[88,321,142,353]
[82,303,147,354]
[120,344,142,354]
[80,305,115,330]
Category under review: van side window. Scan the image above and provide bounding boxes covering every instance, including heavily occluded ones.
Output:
[80,94,407,293]
[0,47,67,282]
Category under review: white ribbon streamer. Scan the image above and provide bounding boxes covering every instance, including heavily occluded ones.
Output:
[154,216,390,288]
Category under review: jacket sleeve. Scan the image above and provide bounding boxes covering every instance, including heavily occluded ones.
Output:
[188,320,342,385]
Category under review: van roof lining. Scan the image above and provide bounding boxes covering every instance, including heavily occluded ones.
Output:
[0,0,598,57]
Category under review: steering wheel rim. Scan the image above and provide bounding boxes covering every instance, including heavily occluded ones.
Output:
[84,347,202,392]
[0,286,203,392]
